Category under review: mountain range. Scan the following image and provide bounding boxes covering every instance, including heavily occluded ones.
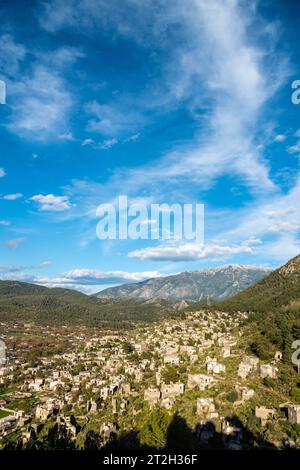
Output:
[96,265,271,301]
[2,256,300,328]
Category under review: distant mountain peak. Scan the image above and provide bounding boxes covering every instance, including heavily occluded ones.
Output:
[195,264,271,274]
[96,264,271,302]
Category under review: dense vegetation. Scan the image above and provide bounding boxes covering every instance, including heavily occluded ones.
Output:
[218,255,300,361]
[220,255,300,313]
[0,281,178,329]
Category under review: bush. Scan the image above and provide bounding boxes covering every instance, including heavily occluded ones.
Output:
[122,342,135,354]
[161,365,179,384]
[226,390,239,403]
[290,388,300,400]
[262,377,276,388]
[250,338,272,361]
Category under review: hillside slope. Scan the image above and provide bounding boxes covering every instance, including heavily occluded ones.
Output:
[219,255,300,361]
[0,280,175,327]
[96,265,271,301]
[220,255,300,312]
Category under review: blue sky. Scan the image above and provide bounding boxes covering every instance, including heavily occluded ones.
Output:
[1,0,300,293]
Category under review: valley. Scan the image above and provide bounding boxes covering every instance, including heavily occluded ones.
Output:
[1,256,300,450]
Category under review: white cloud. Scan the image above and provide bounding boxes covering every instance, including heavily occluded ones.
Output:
[59,269,162,285]
[39,46,85,69]
[5,237,26,250]
[1,37,84,142]
[100,138,118,150]
[58,132,74,141]
[128,241,255,262]
[29,194,73,211]
[0,34,26,76]
[264,234,300,262]
[2,269,163,294]
[7,65,73,141]
[0,168,6,177]
[206,175,300,264]
[0,220,10,226]
[126,133,140,142]
[0,261,51,273]
[82,138,95,146]
[2,193,23,200]
[267,220,300,234]
[39,0,171,44]
[85,101,140,137]
[274,134,286,142]
[287,141,300,155]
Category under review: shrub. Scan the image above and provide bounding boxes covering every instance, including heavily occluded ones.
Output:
[226,390,239,403]
[290,388,300,400]
[161,365,179,384]
[262,377,276,388]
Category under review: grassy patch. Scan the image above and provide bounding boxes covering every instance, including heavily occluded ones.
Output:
[0,409,11,419]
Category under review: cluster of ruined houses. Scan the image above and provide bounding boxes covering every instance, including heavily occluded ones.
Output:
[143,333,235,410]
[1,310,300,448]
[142,330,300,431]
[238,354,281,380]
[0,408,31,435]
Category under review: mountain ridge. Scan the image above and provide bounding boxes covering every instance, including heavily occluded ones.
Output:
[0,280,175,327]
[96,264,272,301]
[219,254,300,312]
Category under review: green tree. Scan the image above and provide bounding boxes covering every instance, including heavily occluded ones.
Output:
[122,342,135,354]
[161,365,179,384]
[139,407,172,449]
[226,390,239,403]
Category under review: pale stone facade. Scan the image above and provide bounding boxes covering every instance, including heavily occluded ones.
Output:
[255,406,276,426]
[144,388,161,406]
[260,364,278,379]
[288,404,300,425]
[187,374,214,391]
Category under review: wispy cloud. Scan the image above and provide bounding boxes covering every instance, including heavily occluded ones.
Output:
[5,237,26,250]
[1,34,83,142]
[58,132,75,141]
[0,34,26,76]
[85,101,140,137]
[205,176,300,264]
[126,133,140,142]
[7,65,73,141]
[99,138,118,150]
[4,269,163,293]
[41,0,287,191]
[55,0,287,219]
[2,193,23,200]
[0,261,51,274]
[29,194,73,211]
